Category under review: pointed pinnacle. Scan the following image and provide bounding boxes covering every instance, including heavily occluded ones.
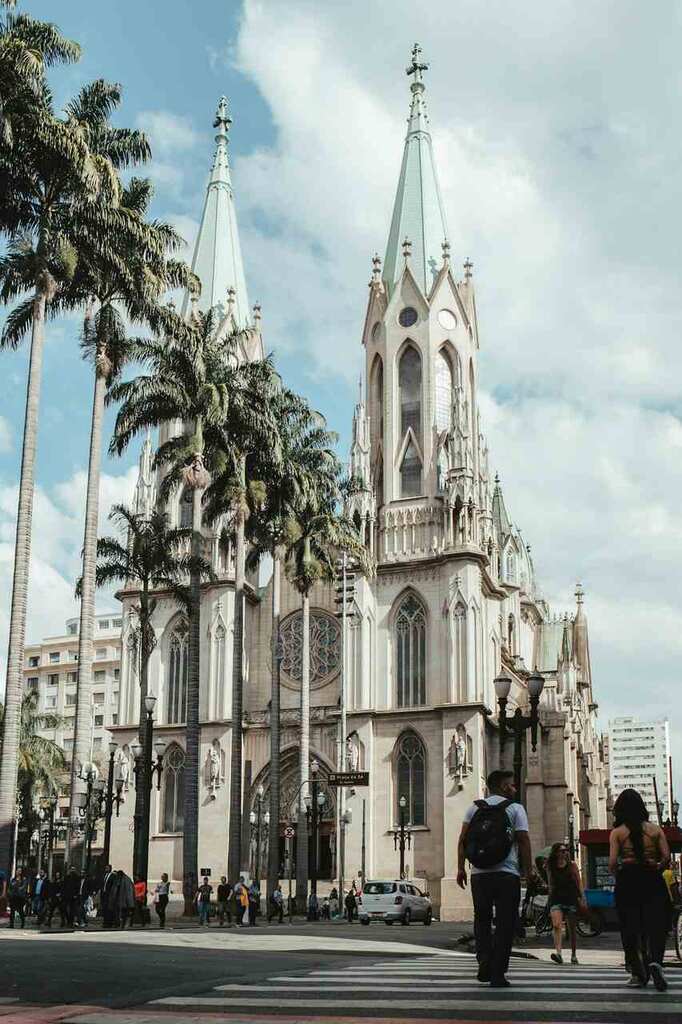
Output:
[402,237,412,262]
[213,95,232,137]
[464,258,473,281]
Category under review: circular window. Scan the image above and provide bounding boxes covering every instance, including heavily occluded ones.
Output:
[438,309,457,331]
[279,610,342,690]
[398,306,418,328]
[371,321,381,341]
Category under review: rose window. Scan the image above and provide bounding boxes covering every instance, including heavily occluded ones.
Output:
[280,610,342,689]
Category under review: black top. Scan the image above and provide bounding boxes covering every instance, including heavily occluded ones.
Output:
[217,883,231,901]
[549,862,580,907]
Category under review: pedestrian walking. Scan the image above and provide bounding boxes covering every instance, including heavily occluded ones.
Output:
[101,865,115,929]
[153,873,171,929]
[45,871,65,928]
[546,842,585,964]
[216,876,231,926]
[236,877,249,926]
[328,886,339,919]
[609,788,671,992]
[457,769,534,988]
[196,876,213,926]
[308,892,319,921]
[344,887,356,922]
[31,868,48,919]
[62,868,82,928]
[248,881,260,926]
[8,869,28,928]
[269,884,284,923]
[132,876,148,927]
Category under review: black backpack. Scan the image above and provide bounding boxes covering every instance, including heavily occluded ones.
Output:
[465,799,515,869]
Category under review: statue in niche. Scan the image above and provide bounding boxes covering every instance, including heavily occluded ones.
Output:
[346,732,361,771]
[207,740,222,798]
[116,748,131,793]
[449,725,470,789]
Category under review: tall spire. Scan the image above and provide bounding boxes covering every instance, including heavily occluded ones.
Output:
[383,45,449,297]
[181,96,250,327]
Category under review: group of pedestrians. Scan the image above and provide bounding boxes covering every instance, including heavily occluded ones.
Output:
[194,875,262,926]
[458,769,675,993]
[2,866,94,928]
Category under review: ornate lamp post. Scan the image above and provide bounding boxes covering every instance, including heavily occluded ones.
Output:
[101,742,125,868]
[391,795,412,879]
[76,763,105,880]
[305,758,326,900]
[494,670,545,802]
[131,695,166,884]
[249,785,266,888]
[40,793,58,876]
[568,813,576,860]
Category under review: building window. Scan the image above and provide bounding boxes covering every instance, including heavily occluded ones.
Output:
[94,715,104,728]
[68,651,78,662]
[26,677,39,690]
[435,349,454,432]
[113,618,122,628]
[395,732,426,826]
[64,738,73,751]
[65,693,77,706]
[113,668,120,680]
[95,648,107,660]
[112,714,118,726]
[45,696,57,709]
[67,623,78,635]
[399,346,422,497]
[28,655,39,668]
[280,610,341,689]
[94,671,106,683]
[161,744,185,833]
[93,691,105,704]
[179,488,193,529]
[67,671,77,683]
[166,623,189,723]
[49,652,60,664]
[48,674,59,686]
[99,620,110,630]
[395,593,426,707]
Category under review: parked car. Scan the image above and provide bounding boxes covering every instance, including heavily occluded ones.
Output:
[358,880,432,926]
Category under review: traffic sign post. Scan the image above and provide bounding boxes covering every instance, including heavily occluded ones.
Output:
[284,825,295,840]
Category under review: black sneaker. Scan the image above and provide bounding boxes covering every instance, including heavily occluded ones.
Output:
[490,977,511,988]
[649,964,667,992]
[477,965,491,983]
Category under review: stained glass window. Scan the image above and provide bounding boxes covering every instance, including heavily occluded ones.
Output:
[161,744,185,833]
[280,610,341,688]
[435,349,453,431]
[396,732,426,826]
[167,623,188,723]
[395,594,426,706]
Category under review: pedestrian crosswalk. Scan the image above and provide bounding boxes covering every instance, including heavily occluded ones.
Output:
[146,953,682,1019]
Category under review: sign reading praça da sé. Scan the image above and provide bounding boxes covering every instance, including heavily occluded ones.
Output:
[327,771,370,787]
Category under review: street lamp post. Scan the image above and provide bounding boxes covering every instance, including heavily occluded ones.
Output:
[249,785,265,888]
[494,671,545,802]
[76,763,105,881]
[102,742,124,868]
[306,759,326,900]
[391,795,411,879]
[568,813,576,860]
[42,794,58,876]
[131,695,166,885]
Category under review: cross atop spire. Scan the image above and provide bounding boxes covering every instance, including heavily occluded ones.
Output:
[406,43,429,84]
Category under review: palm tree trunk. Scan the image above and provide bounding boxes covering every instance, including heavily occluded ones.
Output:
[296,591,310,913]
[227,476,246,884]
[266,551,282,904]
[0,289,48,874]
[182,486,202,914]
[67,364,106,868]
[132,586,151,879]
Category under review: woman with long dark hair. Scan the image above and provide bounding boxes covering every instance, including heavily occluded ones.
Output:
[546,842,585,964]
[609,788,671,991]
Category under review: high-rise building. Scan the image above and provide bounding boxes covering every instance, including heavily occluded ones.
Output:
[608,716,671,818]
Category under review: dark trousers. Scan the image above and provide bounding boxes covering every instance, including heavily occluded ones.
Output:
[616,865,669,974]
[471,871,521,981]
[155,894,168,928]
[9,898,25,928]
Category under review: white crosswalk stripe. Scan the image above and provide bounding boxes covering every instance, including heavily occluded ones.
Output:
[148,953,682,1018]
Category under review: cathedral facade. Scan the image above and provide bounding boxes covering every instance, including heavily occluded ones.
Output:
[110,50,609,919]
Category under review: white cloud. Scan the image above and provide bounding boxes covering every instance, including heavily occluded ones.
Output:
[135,110,201,158]
[225,0,682,785]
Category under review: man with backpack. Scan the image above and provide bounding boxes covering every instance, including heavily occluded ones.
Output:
[457,769,534,988]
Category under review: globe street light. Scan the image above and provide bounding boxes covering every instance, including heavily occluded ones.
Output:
[494,670,545,802]
[391,794,412,879]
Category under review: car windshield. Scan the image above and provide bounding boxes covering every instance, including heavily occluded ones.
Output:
[363,882,396,894]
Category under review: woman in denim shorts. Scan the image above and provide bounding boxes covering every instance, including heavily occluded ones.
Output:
[547,842,586,964]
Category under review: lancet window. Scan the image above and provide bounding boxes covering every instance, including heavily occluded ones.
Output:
[395,731,426,826]
[161,744,185,833]
[395,593,426,707]
[435,349,454,432]
[166,622,188,723]
[399,346,422,497]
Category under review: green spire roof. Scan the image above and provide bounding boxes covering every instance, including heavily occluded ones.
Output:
[383,45,449,297]
[182,97,250,327]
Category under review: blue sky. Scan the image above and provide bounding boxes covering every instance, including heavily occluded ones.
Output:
[1,1,681,793]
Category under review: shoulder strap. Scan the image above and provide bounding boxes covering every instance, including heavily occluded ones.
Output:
[497,798,513,811]
[474,799,488,810]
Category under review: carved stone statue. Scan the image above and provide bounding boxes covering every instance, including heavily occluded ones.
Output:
[449,725,470,789]
[208,742,221,798]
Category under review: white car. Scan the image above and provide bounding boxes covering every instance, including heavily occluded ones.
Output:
[359,879,433,926]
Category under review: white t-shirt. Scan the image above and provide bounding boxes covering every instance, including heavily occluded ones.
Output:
[463,794,529,876]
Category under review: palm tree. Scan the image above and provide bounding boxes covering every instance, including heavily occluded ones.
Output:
[202,361,282,887]
[0,79,132,874]
[246,390,339,901]
[109,309,270,911]
[82,503,212,882]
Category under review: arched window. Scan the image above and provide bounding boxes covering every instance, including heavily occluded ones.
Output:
[179,488,193,529]
[398,346,423,498]
[395,593,426,707]
[435,349,454,431]
[161,744,185,833]
[399,346,422,440]
[369,355,384,450]
[396,732,426,826]
[506,552,516,583]
[166,622,188,723]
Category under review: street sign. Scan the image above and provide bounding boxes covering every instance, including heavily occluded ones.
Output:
[328,771,370,787]
[200,867,211,876]
[284,825,295,840]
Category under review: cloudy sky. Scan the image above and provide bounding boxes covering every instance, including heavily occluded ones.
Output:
[1,1,680,793]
